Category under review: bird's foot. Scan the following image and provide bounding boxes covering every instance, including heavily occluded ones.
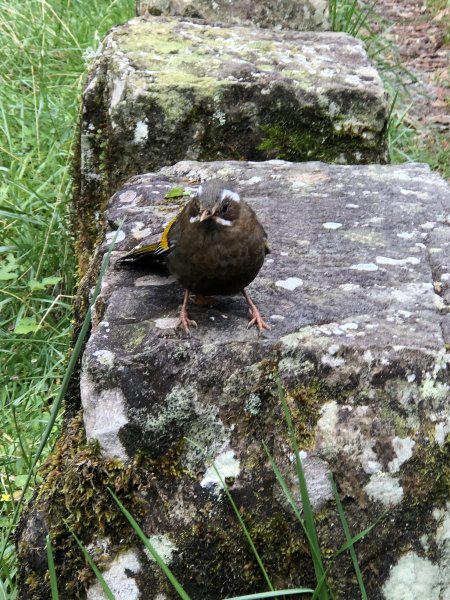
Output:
[242,289,271,334]
[247,306,271,333]
[178,308,197,335]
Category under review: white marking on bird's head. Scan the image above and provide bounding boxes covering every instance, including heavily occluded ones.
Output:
[221,188,240,203]
[190,215,200,223]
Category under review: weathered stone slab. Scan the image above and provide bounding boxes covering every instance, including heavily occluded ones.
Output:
[19,160,450,599]
[137,0,329,31]
[76,16,388,269]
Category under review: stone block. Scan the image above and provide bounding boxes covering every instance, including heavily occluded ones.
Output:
[75,17,388,270]
[18,160,450,599]
[137,0,329,31]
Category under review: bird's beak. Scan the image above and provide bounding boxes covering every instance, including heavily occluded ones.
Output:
[199,209,213,222]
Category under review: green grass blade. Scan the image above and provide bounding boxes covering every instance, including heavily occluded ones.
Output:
[186,438,274,592]
[261,441,323,567]
[329,475,367,598]
[108,488,191,600]
[69,529,115,600]
[275,376,329,600]
[0,224,123,563]
[45,534,59,600]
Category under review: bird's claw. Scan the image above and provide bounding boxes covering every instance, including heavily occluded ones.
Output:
[247,308,271,334]
[178,311,197,335]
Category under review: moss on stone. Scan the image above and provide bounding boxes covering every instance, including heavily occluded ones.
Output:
[258,122,386,164]
[17,412,188,598]
[175,511,314,598]
[402,436,450,505]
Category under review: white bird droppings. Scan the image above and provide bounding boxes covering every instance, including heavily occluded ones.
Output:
[376,256,420,266]
[275,277,304,290]
[323,222,343,229]
[350,263,379,271]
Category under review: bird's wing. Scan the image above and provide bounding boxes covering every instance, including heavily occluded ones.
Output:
[117,213,179,262]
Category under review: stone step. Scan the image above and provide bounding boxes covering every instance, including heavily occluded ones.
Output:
[76,16,388,270]
[63,159,450,598]
[137,0,329,31]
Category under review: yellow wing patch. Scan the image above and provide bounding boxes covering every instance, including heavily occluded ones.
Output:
[119,213,179,262]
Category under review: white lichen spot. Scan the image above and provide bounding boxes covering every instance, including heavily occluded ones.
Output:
[365,473,403,507]
[397,231,417,240]
[154,317,180,330]
[421,380,449,402]
[119,190,137,204]
[134,120,148,143]
[327,344,340,355]
[376,256,420,266]
[323,222,343,230]
[420,221,436,230]
[388,437,415,473]
[269,314,285,321]
[341,322,358,331]
[135,274,176,286]
[93,350,115,368]
[106,230,125,244]
[435,421,450,446]
[245,176,262,185]
[275,277,303,290]
[345,203,359,208]
[321,354,345,367]
[86,549,140,600]
[316,401,338,440]
[130,222,152,240]
[81,374,128,461]
[110,78,125,110]
[382,552,440,600]
[145,535,177,565]
[363,350,374,363]
[201,450,240,492]
[349,263,379,271]
[339,283,361,292]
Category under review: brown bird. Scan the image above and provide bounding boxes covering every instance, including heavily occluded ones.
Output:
[118,179,270,334]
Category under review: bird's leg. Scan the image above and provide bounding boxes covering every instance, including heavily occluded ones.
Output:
[241,289,271,333]
[178,290,198,334]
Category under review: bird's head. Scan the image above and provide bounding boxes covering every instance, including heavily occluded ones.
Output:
[190,179,241,227]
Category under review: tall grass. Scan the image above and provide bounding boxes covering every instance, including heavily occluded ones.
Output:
[0,0,134,594]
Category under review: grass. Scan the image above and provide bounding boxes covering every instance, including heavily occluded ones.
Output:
[0,0,135,595]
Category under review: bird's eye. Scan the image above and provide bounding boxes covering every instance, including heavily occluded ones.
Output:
[221,202,230,213]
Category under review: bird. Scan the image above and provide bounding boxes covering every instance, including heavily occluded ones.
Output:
[118,178,270,334]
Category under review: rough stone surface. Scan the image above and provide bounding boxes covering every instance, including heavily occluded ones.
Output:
[75,16,388,270]
[86,160,449,597]
[20,160,450,599]
[137,0,329,31]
